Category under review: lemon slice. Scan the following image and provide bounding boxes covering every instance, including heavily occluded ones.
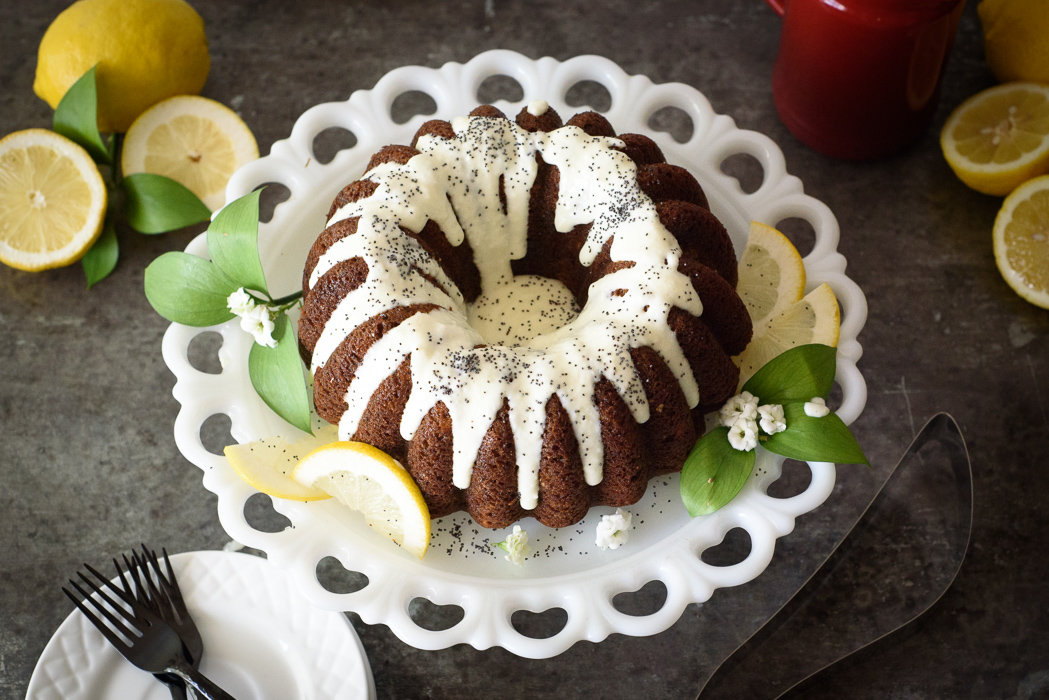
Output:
[224,424,338,501]
[993,174,1049,308]
[122,95,259,211]
[732,222,840,386]
[941,82,1049,196]
[0,129,107,272]
[292,442,431,558]
[735,221,807,326]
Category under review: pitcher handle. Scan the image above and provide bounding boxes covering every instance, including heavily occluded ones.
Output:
[764,0,786,17]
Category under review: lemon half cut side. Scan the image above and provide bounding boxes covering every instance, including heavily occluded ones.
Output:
[994,174,1049,308]
[941,82,1049,196]
[122,95,259,211]
[0,129,107,272]
[292,442,431,559]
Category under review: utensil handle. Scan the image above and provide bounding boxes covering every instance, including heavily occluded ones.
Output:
[166,661,237,700]
[764,0,786,17]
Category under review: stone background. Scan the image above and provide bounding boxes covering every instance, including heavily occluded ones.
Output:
[2,1,1048,698]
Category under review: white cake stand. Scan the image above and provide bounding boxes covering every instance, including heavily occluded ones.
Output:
[162,50,868,659]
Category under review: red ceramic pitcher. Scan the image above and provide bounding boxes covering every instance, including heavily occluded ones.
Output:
[767,0,966,160]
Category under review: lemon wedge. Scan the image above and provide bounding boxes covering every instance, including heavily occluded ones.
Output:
[224,424,338,501]
[122,95,259,211]
[993,174,1049,308]
[292,442,431,559]
[735,221,807,326]
[941,83,1049,196]
[0,129,107,272]
[733,222,840,386]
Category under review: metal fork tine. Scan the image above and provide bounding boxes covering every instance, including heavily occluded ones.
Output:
[63,586,129,651]
[83,562,136,609]
[159,547,190,618]
[137,551,174,625]
[68,577,139,642]
[113,557,134,598]
[143,545,184,619]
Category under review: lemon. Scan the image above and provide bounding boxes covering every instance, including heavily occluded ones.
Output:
[979,0,1049,85]
[732,222,840,386]
[34,0,209,134]
[293,442,431,559]
[122,96,259,211]
[735,221,807,326]
[993,174,1049,308]
[224,424,338,501]
[0,129,107,272]
[941,83,1049,196]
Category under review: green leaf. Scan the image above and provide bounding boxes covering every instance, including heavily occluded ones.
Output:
[762,402,870,466]
[53,66,111,164]
[743,343,837,404]
[680,427,756,516]
[207,190,268,294]
[123,173,211,234]
[248,314,313,434]
[82,221,119,288]
[144,251,240,326]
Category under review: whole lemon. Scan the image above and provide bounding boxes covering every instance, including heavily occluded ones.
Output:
[33,0,209,134]
[979,0,1049,84]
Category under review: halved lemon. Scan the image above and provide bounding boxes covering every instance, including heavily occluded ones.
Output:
[122,95,259,211]
[0,129,107,272]
[941,82,1049,196]
[993,174,1049,308]
[733,222,840,385]
[224,424,338,501]
[292,442,431,558]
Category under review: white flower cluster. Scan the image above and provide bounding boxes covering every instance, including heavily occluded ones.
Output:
[496,525,531,566]
[595,508,631,551]
[718,391,787,451]
[227,288,278,348]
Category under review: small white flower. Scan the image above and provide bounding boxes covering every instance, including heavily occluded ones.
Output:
[719,391,759,428]
[727,417,759,451]
[227,287,256,316]
[758,403,787,435]
[804,396,831,418]
[595,508,632,550]
[495,525,530,566]
[240,304,277,348]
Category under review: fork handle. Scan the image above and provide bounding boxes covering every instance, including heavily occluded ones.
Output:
[164,660,236,700]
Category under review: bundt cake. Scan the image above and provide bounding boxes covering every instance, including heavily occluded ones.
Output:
[298,101,753,529]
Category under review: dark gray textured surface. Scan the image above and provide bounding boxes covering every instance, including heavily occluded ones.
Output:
[2,1,1047,699]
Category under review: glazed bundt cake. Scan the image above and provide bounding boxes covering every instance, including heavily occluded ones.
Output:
[298,102,752,529]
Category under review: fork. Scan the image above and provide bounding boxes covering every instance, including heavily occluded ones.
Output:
[118,547,205,700]
[63,562,236,700]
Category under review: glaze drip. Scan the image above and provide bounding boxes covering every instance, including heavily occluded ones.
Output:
[309,116,703,510]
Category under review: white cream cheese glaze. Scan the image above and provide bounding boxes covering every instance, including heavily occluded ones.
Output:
[308,115,703,510]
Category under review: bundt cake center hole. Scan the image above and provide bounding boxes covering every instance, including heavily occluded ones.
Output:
[466,274,581,347]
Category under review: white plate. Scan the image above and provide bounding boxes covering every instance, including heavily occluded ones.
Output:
[26,551,375,700]
[162,50,868,658]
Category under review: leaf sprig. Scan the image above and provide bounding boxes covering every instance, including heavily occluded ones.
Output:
[681,344,868,517]
[51,67,214,287]
[144,190,311,434]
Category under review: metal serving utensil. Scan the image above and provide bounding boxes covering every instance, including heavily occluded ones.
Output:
[696,413,972,699]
